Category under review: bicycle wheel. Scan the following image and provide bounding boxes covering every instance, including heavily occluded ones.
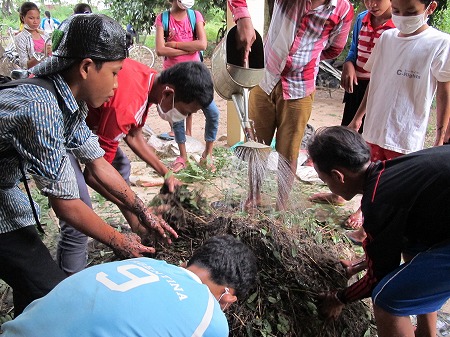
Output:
[128,45,155,68]
[216,26,227,44]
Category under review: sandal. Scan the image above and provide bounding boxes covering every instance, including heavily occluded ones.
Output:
[157,132,174,141]
[199,154,216,172]
[171,156,186,173]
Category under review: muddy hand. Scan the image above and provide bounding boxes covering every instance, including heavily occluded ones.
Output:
[164,172,182,193]
[111,232,155,258]
[317,291,345,321]
[138,208,178,244]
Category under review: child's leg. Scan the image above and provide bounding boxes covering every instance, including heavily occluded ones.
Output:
[185,114,193,136]
[202,100,219,159]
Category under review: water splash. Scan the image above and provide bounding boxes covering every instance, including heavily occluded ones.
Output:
[213,147,302,215]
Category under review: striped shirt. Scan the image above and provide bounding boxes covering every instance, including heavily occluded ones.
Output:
[14,29,50,69]
[354,11,395,79]
[0,75,104,234]
[261,0,353,99]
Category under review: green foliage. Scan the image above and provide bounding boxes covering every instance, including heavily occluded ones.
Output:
[174,147,232,183]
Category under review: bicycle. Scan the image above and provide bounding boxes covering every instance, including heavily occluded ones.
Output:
[215,19,227,44]
[0,26,20,70]
[128,33,155,68]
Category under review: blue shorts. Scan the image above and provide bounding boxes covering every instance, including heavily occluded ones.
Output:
[372,242,450,316]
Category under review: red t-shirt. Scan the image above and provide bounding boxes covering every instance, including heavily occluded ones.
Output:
[86,58,157,163]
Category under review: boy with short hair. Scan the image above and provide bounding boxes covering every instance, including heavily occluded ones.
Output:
[1,235,258,336]
[59,59,214,274]
[0,14,176,316]
[311,126,450,337]
[349,0,450,151]
[346,0,450,244]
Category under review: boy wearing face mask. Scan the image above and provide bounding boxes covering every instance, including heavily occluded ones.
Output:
[344,0,450,245]
[319,0,450,333]
[53,60,213,275]
[347,0,450,159]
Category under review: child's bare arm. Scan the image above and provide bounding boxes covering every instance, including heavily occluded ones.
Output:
[435,81,450,146]
[348,82,369,131]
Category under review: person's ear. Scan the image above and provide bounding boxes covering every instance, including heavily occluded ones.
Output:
[221,292,237,310]
[427,1,438,14]
[79,58,94,79]
[163,85,174,96]
[330,169,345,184]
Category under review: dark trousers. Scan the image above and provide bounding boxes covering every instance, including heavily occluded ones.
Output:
[0,226,66,316]
[341,79,370,133]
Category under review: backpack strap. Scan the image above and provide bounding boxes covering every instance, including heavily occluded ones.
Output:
[187,9,197,39]
[0,77,57,98]
[0,77,60,234]
[162,10,170,42]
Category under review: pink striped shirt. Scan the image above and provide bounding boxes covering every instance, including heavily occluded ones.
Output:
[355,13,395,80]
[265,0,353,99]
[228,0,353,99]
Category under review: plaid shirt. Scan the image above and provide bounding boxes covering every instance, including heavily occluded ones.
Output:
[0,75,104,234]
[261,0,353,99]
[227,0,250,21]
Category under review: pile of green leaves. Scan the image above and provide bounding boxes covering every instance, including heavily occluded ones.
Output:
[174,147,233,183]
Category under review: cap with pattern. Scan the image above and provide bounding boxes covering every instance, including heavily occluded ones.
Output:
[31,14,128,76]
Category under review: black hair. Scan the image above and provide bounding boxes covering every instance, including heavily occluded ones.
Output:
[19,2,39,23]
[158,61,214,108]
[307,126,371,175]
[73,3,92,14]
[44,10,50,17]
[187,235,258,298]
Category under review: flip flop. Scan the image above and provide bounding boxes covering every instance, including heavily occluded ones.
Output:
[171,156,186,173]
[157,132,174,141]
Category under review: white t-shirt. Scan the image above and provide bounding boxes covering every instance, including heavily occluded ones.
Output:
[363,27,450,154]
[43,18,56,34]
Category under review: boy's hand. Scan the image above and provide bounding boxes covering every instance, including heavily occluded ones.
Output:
[341,61,357,93]
[317,291,345,320]
[164,171,182,193]
[138,208,178,244]
[111,232,156,257]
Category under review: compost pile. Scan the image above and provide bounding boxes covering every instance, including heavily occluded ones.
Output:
[150,186,372,337]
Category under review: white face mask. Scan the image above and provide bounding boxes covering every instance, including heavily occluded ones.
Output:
[157,91,187,123]
[177,0,195,9]
[23,23,37,31]
[392,5,430,35]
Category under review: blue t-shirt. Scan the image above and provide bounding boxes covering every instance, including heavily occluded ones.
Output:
[2,258,229,337]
